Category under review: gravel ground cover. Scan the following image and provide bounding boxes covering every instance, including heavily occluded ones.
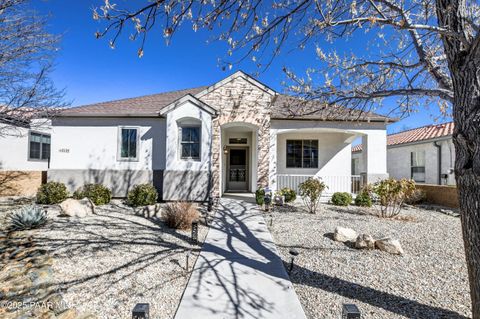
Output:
[268,203,471,319]
[34,200,209,319]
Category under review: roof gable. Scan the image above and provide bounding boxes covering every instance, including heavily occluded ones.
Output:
[195,70,277,98]
[159,94,217,116]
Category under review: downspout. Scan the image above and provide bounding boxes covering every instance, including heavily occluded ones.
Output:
[434,141,442,185]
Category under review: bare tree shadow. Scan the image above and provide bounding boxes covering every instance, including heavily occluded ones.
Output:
[179,197,469,319]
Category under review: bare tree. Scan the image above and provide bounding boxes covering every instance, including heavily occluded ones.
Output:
[94,0,480,316]
[0,0,66,136]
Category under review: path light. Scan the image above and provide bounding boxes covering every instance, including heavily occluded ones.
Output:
[191,221,199,244]
[207,196,214,212]
[132,303,149,319]
[342,304,361,319]
[288,249,299,274]
[186,251,191,271]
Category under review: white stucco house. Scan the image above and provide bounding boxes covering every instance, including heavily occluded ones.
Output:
[352,122,455,185]
[46,71,394,200]
[0,116,52,196]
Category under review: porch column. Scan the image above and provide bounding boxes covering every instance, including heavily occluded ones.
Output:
[361,131,388,184]
[268,129,278,190]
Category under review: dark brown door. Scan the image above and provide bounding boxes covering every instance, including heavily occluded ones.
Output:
[227,148,248,191]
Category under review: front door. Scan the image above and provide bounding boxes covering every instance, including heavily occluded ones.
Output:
[227,148,249,191]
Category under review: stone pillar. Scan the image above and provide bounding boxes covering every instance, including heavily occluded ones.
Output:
[361,132,389,184]
[268,129,278,191]
[210,118,221,198]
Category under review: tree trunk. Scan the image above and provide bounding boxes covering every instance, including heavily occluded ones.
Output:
[452,61,480,318]
[435,1,480,316]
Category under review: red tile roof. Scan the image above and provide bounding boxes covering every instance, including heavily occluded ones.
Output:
[352,122,454,152]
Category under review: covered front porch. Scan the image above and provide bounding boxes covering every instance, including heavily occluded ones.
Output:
[269,120,389,196]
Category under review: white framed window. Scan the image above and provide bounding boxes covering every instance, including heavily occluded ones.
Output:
[118,127,139,161]
[411,151,426,182]
[286,140,318,168]
[28,131,50,161]
[179,125,201,160]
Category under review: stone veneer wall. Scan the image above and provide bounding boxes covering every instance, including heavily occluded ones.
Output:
[199,76,274,197]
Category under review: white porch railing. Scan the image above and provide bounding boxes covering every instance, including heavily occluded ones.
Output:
[276,174,363,195]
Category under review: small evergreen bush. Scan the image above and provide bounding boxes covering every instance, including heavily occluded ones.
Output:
[298,178,327,214]
[127,184,158,207]
[355,192,373,207]
[255,188,265,205]
[279,187,296,203]
[331,192,353,206]
[73,183,112,205]
[36,182,68,205]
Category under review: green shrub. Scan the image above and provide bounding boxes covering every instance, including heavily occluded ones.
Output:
[298,178,327,214]
[255,189,265,205]
[36,182,68,205]
[355,192,372,207]
[331,192,352,206]
[279,187,296,203]
[373,178,415,217]
[73,183,111,205]
[9,205,47,231]
[127,184,158,207]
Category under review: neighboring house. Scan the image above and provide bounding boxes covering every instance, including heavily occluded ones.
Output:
[47,71,395,200]
[0,117,51,196]
[352,122,455,185]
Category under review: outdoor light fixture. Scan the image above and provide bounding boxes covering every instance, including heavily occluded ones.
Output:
[191,221,199,244]
[207,196,214,212]
[342,304,361,319]
[288,249,299,274]
[186,251,191,271]
[132,303,149,319]
[223,146,228,154]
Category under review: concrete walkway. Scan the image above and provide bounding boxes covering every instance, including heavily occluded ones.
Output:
[174,196,307,319]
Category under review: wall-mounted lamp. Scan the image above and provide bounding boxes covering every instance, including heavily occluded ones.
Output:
[223,146,228,154]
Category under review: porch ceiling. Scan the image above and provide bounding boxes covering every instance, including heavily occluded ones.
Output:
[276,127,364,136]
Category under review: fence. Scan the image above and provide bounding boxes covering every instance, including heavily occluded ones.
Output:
[276,174,363,195]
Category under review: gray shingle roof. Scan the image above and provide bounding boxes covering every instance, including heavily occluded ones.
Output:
[61,87,208,117]
[271,94,393,122]
[59,82,393,122]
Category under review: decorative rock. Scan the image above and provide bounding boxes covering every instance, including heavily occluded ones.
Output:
[333,226,358,242]
[375,238,404,255]
[273,195,284,206]
[355,234,375,249]
[59,198,95,218]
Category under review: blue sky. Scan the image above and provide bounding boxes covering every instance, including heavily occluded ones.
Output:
[32,0,452,134]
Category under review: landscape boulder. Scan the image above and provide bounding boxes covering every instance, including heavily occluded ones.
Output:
[333,226,358,242]
[375,238,404,255]
[355,234,375,249]
[59,198,95,218]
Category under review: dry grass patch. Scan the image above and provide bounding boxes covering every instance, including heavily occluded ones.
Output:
[163,202,200,230]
